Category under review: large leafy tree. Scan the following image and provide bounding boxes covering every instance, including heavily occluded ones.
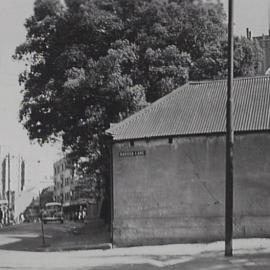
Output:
[14,0,262,206]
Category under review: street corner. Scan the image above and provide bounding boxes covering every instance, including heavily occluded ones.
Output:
[0,221,110,252]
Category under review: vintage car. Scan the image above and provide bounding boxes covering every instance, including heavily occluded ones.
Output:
[42,202,64,224]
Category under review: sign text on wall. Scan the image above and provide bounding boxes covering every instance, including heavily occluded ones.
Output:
[119,150,146,158]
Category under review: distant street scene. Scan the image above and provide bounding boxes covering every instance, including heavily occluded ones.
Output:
[1,0,270,269]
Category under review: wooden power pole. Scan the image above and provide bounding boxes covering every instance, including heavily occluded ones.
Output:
[225,0,234,257]
[7,153,10,225]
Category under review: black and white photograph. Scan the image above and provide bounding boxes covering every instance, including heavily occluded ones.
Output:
[1,0,270,269]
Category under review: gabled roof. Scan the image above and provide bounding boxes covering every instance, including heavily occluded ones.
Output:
[106,76,270,141]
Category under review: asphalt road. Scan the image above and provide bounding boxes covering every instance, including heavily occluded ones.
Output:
[0,223,270,270]
[0,220,109,251]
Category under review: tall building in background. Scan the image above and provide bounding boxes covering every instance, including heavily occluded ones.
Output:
[253,5,270,74]
[253,33,270,74]
[0,146,26,223]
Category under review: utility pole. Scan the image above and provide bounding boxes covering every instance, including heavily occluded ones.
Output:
[39,190,45,245]
[225,0,234,257]
[7,153,10,225]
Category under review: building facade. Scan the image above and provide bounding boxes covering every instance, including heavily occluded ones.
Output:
[253,34,270,74]
[252,8,270,74]
[107,76,270,246]
[53,157,99,219]
[0,147,26,223]
[54,157,73,208]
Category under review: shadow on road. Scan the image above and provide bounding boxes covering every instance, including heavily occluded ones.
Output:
[0,220,110,252]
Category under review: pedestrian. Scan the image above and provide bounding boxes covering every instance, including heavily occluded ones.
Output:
[82,208,87,221]
[20,213,25,223]
[78,211,82,221]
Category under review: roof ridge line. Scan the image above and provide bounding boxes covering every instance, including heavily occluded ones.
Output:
[189,75,270,85]
[107,76,270,139]
[108,83,191,134]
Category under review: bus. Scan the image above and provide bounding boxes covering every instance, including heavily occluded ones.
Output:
[42,202,64,224]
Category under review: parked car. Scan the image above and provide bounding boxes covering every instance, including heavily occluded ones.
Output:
[42,202,64,224]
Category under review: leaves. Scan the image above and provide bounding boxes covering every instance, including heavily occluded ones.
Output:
[144,46,191,101]
[14,0,262,200]
[234,37,263,77]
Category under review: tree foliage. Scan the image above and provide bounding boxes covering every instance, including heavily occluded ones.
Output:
[14,0,262,199]
[40,186,54,208]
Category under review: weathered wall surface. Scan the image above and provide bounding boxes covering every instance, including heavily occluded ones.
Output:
[112,133,270,246]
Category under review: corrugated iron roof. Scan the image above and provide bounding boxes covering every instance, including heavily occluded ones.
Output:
[106,76,270,141]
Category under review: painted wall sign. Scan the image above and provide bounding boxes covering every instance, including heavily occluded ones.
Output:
[119,150,146,157]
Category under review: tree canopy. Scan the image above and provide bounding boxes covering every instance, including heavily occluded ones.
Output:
[14,0,262,199]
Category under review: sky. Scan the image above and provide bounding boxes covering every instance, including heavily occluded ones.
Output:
[221,0,270,37]
[0,0,270,192]
[0,0,61,192]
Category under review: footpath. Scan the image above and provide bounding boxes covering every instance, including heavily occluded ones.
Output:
[1,222,270,269]
[44,238,270,269]
[0,237,270,269]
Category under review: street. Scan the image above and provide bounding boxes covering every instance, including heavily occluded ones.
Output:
[0,220,110,251]
[1,222,270,269]
[0,0,270,269]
